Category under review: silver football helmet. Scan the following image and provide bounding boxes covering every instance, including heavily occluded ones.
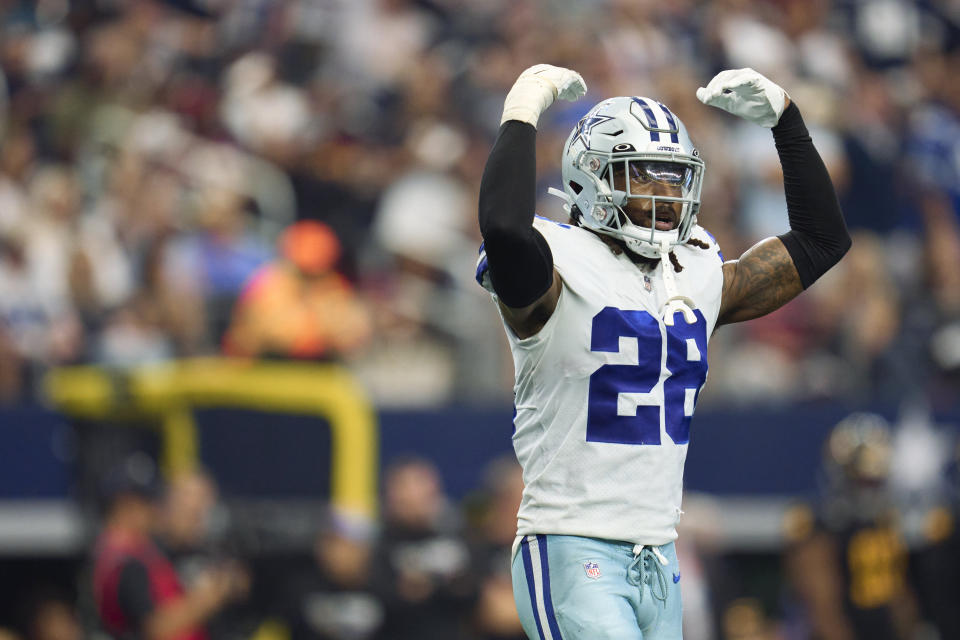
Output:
[551,96,705,259]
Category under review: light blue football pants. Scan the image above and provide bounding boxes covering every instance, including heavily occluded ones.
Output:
[511,535,683,640]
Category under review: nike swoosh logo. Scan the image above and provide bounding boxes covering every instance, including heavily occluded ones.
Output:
[673,572,681,583]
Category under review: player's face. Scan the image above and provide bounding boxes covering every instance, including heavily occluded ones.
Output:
[610,161,687,231]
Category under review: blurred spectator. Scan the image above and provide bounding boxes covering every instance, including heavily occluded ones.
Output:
[838,70,907,234]
[332,0,436,92]
[282,509,383,640]
[91,455,246,640]
[159,469,219,555]
[906,49,960,213]
[223,221,371,360]
[469,456,525,640]
[890,407,960,640]
[807,232,902,394]
[923,194,960,397]
[160,159,273,344]
[0,123,31,235]
[221,52,314,161]
[19,590,82,640]
[93,296,176,367]
[157,469,253,640]
[0,171,86,395]
[372,457,475,640]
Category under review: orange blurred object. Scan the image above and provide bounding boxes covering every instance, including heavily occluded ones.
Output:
[223,262,371,360]
[281,221,342,276]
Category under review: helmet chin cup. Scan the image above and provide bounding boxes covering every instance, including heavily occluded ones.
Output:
[621,224,676,259]
[624,236,659,259]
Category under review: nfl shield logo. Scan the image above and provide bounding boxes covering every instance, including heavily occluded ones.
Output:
[643,275,653,292]
[583,561,602,580]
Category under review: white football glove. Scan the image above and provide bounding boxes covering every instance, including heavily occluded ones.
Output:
[696,68,789,128]
[501,64,587,128]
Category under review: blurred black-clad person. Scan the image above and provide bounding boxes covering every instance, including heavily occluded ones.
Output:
[469,456,526,640]
[282,508,383,640]
[372,457,476,640]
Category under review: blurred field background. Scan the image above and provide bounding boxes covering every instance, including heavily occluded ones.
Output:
[1,0,959,639]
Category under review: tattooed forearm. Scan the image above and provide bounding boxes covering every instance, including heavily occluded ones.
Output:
[717,237,804,326]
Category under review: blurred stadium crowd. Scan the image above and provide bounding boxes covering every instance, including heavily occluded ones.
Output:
[1,0,959,407]
[3,0,960,639]
[3,419,960,640]
[2,453,538,640]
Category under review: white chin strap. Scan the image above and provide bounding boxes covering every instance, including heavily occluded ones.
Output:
[623,232,661,259]
[658,238,698,325]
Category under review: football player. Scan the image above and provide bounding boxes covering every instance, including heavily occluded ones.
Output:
[783,413,916,640]
[476,65,851,639]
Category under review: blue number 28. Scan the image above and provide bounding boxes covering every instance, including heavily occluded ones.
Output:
[586,307,708,446]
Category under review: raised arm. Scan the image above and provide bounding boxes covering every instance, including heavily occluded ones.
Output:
[716,235,803,325]
[696,69,851,326]
[478,65,585,338]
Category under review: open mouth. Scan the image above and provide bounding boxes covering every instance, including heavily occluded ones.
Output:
[630,206,678,231]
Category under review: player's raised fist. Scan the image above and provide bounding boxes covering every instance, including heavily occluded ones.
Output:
[501,64,587,128]
[696,68,789,128]
[520,64,588,102]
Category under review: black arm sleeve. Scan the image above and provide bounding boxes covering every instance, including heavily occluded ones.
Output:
[478,121,555,308]
[117,559,156,628]
[773,102,852,289]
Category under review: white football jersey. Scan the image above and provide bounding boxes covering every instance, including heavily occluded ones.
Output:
[485,217,724,546]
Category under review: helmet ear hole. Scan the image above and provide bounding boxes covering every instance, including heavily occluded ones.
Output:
[568,181,583,195]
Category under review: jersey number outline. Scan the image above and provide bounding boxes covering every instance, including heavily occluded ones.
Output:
[586,307,708,446]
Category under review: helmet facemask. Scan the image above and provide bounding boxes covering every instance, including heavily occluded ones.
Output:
[567,149,704,259]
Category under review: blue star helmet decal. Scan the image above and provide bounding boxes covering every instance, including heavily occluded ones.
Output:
[571,112,614,150]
